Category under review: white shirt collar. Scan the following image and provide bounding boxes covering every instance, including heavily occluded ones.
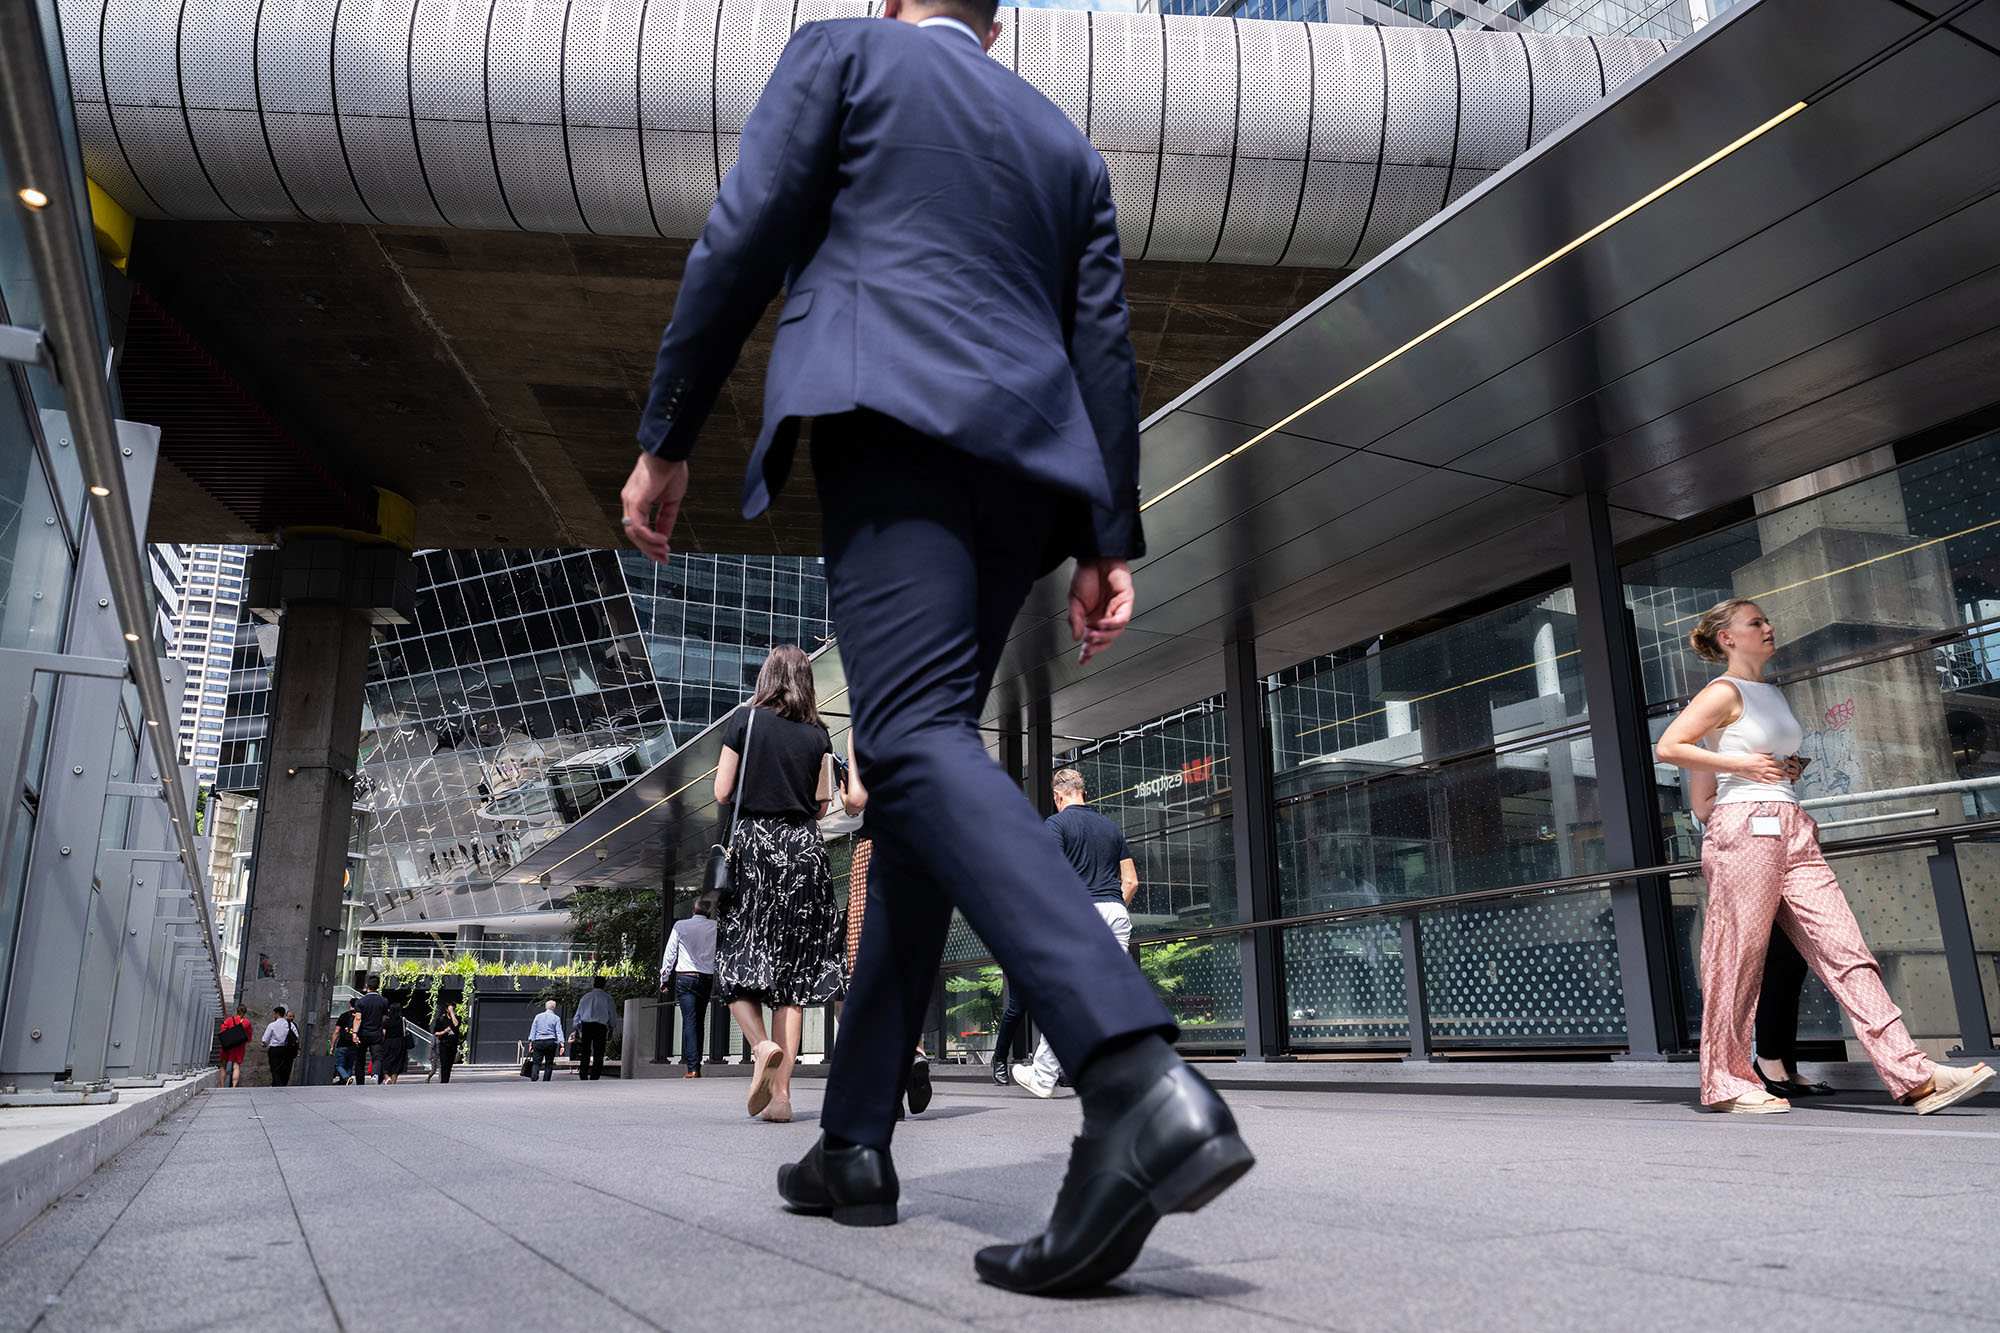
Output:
[917,15,982,46]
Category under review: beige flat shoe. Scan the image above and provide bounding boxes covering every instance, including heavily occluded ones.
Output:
[1711,1088,1790,1114]
[1906,1062,1995,1115]
[747,1041,782,1117]
[760,1097,792,1123]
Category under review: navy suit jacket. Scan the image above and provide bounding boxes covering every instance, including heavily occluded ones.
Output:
[637,17,1144,561]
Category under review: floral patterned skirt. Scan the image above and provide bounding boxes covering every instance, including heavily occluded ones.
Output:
[717,815,846,1007]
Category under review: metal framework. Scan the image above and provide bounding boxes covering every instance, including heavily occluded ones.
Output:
[60,0,1664,267]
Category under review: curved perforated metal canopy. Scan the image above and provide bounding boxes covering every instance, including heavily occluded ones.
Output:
[62,0,1664,270]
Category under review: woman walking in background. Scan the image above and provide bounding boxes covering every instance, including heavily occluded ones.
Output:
[379,999,410,1084]
[713,644,845,1124]
[1657,598,1995,1115]
[333,998,360,1084]
[430,1000,462,1084]
[218,1005,251,1087]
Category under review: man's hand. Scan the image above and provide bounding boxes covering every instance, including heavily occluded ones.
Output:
[621,453,690,564]
[1069,558,1135,666]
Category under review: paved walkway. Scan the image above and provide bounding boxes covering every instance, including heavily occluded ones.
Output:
[2,1066,1994,1332]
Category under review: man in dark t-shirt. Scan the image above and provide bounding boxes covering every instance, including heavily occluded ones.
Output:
[1012,770,1138,1099]
[354,976,389,1088]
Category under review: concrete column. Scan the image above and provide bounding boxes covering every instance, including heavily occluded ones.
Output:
[237,539,412,1087]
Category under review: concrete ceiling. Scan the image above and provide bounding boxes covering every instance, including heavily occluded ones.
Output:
[123,221,1345,552]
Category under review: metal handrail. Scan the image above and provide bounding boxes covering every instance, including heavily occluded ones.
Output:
[0,5,221,1015]
[941,812,2000,967]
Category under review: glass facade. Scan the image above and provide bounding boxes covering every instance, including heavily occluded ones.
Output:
[1161,0,1692,39]
[934,426,2000,1061]
[1626,431,2000,1053]
[217,547,830,927]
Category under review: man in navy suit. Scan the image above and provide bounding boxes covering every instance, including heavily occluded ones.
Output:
[621,0,1252,1294]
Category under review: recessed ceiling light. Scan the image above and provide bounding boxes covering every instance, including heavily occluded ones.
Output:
[89,485,110,497]
[18,188,49,209]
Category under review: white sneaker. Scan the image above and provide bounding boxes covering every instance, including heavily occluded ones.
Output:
[1012,1063,1056,1099]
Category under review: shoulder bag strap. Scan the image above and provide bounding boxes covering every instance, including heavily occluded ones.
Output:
[730,706,758,842]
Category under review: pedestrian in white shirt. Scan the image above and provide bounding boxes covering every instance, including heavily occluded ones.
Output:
[527,1000,566,1082]
[661,897,719,1077]
[261,1006,299,1087]
[570,977,618,1081]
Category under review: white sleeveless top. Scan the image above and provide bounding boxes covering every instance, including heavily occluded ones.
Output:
[1711,676,1803,807]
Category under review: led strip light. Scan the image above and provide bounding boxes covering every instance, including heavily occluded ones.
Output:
[1140,100,1811,513]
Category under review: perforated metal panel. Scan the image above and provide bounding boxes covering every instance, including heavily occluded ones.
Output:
[334,0,447,225]
[65,0,1650,265]
[488,0,587,232]
[638,0,720,237]
[1149,14,1235,262]
[259,0,375,221]
[179,0,294,217]
[1449,30,1528,174]
[411,0,514,228]
[714,0,795,180]
[1086,11,1163,260]
[991,4,1016,67]
[1595,36,1665,96]
[1288,22,1380,269]
[101,0,231,216]
[1521,30,1599,148]
[565,0,652,235]
[1215,18,1309,268]
[1014,6,1089,136]
[1353,23,1454,267]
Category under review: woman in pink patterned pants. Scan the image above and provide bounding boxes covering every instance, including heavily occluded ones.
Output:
[1657,599,1994,1116]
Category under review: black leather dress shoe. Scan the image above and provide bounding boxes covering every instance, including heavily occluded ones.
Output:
[974,1043,1254,1295]
[991,1060,1014,1087]
[777,1135,900,1227]
[907,1055,933,1116]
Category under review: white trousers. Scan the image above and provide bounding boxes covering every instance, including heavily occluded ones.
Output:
[1029,901,1134,1084]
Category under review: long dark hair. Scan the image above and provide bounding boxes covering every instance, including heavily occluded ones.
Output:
[748,644,822,727]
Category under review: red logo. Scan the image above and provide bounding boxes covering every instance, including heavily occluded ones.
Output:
[1181,757,1214,785]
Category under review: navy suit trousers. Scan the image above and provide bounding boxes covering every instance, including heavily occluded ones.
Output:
[811,415,1174,1150]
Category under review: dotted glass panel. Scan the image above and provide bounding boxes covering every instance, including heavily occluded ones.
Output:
[1419,890,1628,1045]
[1140,936,1245,1049]
[1284,917,1410,1047]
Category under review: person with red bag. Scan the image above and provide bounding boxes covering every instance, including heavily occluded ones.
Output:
[218,1005,252,1087]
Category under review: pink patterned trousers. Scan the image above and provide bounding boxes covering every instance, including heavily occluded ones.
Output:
[1698,802,1933,1104]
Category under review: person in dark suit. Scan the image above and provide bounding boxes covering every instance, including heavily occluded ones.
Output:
[619,0,1252,1295]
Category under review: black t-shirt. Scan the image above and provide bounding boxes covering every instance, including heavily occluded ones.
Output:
[356,991,388,1039]
[1046,804,1133,903]
[720,705,831,819]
